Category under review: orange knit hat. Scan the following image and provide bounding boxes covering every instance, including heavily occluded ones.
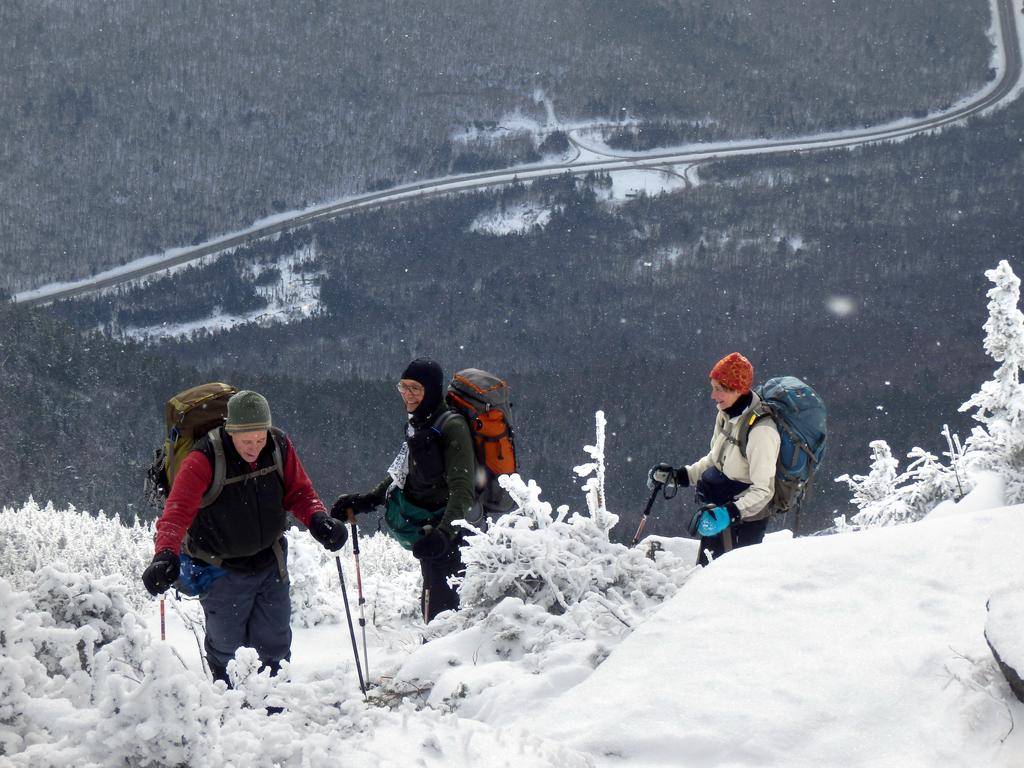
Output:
[709,352,753,393]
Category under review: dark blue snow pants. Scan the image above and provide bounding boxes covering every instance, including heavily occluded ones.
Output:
[199,546,291,685]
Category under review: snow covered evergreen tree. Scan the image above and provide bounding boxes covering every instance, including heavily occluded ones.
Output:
[959,259,1024,502]
[835,440,910,527]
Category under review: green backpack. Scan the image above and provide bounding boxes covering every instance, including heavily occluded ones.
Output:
[144,382,283,508]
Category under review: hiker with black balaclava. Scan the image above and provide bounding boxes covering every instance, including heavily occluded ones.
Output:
[331,358,476,622]
[649,352,781,566]
[141,390,347,687]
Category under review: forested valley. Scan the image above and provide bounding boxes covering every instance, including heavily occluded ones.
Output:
[1,0,990,293]
[15,87,1022,535]
[2,0,1019,536]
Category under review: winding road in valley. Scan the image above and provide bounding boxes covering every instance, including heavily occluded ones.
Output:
[15,0,1023,307]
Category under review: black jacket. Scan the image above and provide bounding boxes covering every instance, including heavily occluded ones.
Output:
[184,427,289,572]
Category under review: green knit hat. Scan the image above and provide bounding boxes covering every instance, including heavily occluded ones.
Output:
[224,390,272,433]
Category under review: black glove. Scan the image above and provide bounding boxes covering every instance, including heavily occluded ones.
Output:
[142,550,180,596]
[725,503,742,524]
[411,526,450,560]
[330,493,379,520]
[647,462,675,489]
[310,511,349,551]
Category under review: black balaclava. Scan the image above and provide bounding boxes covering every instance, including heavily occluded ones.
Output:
[401,358,444,421]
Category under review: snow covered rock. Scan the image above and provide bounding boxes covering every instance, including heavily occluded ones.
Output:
[985,588,1024,703]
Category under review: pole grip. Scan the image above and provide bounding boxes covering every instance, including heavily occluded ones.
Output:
[347,508,362,556]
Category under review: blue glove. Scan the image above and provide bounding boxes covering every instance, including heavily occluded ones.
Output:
[696,506,732,537]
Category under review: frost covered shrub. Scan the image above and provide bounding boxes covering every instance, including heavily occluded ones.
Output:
[456,475,687,624]
[2,575,361,767]
[289,524,420,631]
[26,565,132,675]
[454,412,691,625]
[348,528,422,626]
[0,500,152,610]
[286,527,343,628]
[85,614,227,768]
[0,581,53,751]
[0,575,117,757]
[382,412,694,711]
[839,261,1024,529]
[836,437,965,530]
[29,565,131,644]
[0,567,126,689]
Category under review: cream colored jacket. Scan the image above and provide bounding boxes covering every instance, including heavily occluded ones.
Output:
[683,392,781,521]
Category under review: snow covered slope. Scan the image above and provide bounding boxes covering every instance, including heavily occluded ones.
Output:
[531,501,1024,767]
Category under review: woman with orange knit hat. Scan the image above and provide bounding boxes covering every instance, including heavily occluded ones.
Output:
[648,352,781,565]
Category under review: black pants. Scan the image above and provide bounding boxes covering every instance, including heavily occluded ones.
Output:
[418,537,466,622]
[694,467,766,565]
[697,517,768,566]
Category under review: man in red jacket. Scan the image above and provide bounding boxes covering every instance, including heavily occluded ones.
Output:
[142,390,346,686]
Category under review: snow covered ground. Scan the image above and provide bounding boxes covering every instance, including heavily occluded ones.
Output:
[3,469,1023,767]
[532,488,1024,767]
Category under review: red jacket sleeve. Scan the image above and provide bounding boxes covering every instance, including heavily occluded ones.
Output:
[282,437,327,527]
[154,451,212,554]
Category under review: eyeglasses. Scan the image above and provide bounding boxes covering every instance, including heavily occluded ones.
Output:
[396,382,424,395]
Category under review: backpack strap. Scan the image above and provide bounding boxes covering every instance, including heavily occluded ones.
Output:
[201,429,286,509]
[733,403,773,461]
[432,410,458,433]
[202,430,228,509]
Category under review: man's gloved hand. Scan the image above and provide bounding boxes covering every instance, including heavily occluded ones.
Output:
[330,493,379,520]
[647,462,675,489]
[142,550,180,596]
[411,525,450,560]
[310,511,349,551]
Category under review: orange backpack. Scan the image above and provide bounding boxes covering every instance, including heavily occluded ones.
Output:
[445,368,518,517]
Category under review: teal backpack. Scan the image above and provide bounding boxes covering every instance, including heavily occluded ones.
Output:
[737,376,827,529]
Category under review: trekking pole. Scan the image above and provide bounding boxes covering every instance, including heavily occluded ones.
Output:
[159,596,166,641]
[335,555,367,697]
[631,482,663,546]
[346,509,370,682]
